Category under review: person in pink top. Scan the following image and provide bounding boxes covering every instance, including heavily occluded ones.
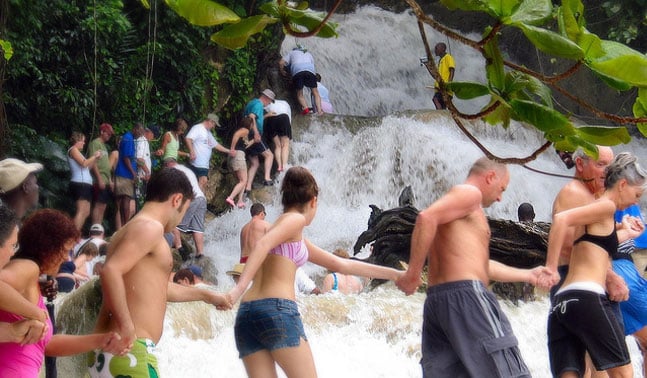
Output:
[0,209,118,377]
[227,166,404,378]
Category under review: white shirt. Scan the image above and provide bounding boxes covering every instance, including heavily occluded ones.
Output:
[265,99,292,124]
[135,136,151,178]
[295,268,317,294]
[186,122,218,169]
[172,164,205,199]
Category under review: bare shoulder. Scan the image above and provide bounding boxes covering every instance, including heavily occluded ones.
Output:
[109,216,164,253]
[554,180,593,213]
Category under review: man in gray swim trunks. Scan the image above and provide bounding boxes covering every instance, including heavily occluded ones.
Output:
[397,157,550,378]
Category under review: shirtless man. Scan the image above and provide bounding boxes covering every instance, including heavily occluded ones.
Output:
[544,146,629,378]
[88,168,230,377]
[239,203,270,263]
[397,157,546,378]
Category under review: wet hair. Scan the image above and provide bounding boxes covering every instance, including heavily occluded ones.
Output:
[69,131,85,145]
[239,117,253,130]
[145,168,195,203]
[281,166,319,210]
[250,203,265,217]
[0,205,18,247]
[468,157,507,178]
[98,243,108,256]
[604,152,647,190]
[517,203,535,222]
[315,73,322,82]
[16,209,79,274]
[173,268,195,285]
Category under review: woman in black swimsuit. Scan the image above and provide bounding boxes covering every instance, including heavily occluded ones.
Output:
[546,152,647,378]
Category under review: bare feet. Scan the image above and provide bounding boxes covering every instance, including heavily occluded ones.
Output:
[226,197,235,208]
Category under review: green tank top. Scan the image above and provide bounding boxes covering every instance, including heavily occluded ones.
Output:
[163,132,179,160]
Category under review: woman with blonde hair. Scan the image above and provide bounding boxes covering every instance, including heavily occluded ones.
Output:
[546,152,647,378]
[228,166,403,377]
[67,132,102,230]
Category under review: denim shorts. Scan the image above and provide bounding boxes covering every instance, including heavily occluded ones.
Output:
[234,298,307,358]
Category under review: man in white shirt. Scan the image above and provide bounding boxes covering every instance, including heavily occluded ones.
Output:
[185,113,229,193]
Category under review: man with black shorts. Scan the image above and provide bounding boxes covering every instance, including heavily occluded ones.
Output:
[279,44,323,115]
[397,157,549,378]
[243,90,275,189]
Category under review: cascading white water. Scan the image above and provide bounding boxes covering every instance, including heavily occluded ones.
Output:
[57,6,647,377]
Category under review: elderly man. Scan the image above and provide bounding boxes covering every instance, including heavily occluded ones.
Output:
[397,157,547,378]
[0,158,42,219]
[185,113,230,193]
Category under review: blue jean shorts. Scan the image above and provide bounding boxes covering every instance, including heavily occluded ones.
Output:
[234,298,307,358]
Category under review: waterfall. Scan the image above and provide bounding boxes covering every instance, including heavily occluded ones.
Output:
[55,6,647,377]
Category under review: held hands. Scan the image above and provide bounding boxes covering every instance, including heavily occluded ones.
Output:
[620,215,645,239]
[12,319,47,345]
[205,291,233,311]
[103,322,135,356]
[395,272,423,296]
[606,270,630,302]
[533,267,560,290]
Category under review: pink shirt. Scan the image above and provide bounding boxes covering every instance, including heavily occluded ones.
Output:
[0,295,53,377]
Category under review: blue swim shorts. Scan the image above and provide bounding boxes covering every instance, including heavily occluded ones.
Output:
[234,298,307,358]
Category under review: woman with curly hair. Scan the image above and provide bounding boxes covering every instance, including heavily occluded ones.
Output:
[0,209,118,377]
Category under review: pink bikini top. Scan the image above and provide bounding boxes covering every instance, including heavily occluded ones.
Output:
[0,294,54,376]
[268,240,309,267]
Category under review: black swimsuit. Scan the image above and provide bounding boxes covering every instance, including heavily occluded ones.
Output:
[573,225,618,257]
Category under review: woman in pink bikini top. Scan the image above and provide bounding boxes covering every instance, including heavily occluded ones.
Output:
[227,166,404,378]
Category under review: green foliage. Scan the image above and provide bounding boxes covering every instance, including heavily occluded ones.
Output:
[222,47,257,117]
[0,40,13,61]
[600,0,647,46]
[434,0,647,151]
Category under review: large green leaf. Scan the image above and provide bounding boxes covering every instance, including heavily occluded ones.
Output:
[487,0,522,17]
[574,126,631,146]
[506,0,552,25]
[260,1,338,38]
[288,15,338,38]
[483,33,505,91]
[577,30,604,60]
[504,71,553,106]
[588,55,647,88]
[635,88,647,137]
[210,15,277,50]
[586,40,647,88]
[510,99,574,135]
[445,82,490,99]
[557,0,585,41]
[165,0,240,27]
[554,135,597,155]
[515,23,584,60]
[483,99,513,128]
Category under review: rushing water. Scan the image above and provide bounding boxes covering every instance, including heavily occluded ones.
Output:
[57,6,647,377]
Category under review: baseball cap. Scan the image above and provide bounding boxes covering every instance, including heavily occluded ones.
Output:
[261,89,276,103]
[189,265,203,278]
[0,158,43,194]
[100,123,114,135]
[226,263,245,277]
[206,113,221,127]
[89,224,104,234]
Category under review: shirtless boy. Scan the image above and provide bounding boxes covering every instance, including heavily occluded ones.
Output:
[239,203,270,263]
[397,157,547,378]
[88,168,230,377]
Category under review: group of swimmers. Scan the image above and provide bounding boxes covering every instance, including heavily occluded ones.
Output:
[1,145,647,377]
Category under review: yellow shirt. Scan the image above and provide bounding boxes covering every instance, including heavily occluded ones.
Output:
[434,53,455,90]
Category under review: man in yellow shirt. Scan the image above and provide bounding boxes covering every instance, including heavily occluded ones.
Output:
[433,42,455,110]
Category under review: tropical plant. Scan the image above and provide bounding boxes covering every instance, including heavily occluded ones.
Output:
[405,0,647,162]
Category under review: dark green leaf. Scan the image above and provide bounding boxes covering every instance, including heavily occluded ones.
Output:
[165,0,240,26]
[515,23,584,60]
[445,82,490,99]
[507,0,552,25]
[483,33,506,91]
[509,99,574,134]
[210,15,277,50]
[574,126,631,145]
